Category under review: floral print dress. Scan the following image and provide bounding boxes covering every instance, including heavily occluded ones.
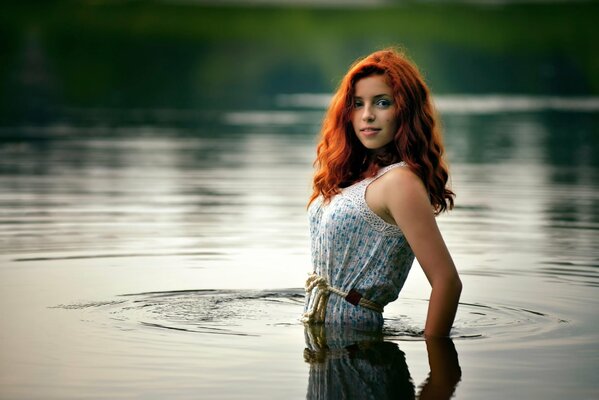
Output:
[303,162,415,329]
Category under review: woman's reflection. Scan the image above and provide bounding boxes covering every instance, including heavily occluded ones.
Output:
[304,324,461,400]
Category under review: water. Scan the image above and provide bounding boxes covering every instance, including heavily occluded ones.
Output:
[0,100,598,399]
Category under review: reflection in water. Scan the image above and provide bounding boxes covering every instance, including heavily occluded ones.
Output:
[303,324,460,400]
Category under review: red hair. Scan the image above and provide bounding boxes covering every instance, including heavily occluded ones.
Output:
[309,48,454,214]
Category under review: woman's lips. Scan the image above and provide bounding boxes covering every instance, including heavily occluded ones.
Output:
[360,128,380,136]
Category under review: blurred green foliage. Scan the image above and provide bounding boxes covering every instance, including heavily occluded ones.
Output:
[1,1,597,124]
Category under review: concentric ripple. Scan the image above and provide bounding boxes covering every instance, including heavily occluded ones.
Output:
[53,289,566,342]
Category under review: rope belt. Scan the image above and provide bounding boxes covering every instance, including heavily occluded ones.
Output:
[302,273,383,324]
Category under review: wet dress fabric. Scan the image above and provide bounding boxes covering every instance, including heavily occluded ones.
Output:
[303,162,415,329]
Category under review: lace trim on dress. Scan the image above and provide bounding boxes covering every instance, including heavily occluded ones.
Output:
[343,162,407,236]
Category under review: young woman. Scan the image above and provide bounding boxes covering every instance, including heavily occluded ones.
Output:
[302,48,462,337]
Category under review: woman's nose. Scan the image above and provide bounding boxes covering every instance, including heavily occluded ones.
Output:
[362,105,375,121]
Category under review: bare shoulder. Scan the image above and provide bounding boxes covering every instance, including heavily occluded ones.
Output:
[380,166,429,204]
[381,165,421,184]
[377,166,434,229]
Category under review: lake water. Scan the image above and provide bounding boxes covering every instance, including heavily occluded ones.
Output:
[0,96,598,399]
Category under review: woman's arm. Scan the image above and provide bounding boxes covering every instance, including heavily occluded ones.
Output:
[382,168,462,337]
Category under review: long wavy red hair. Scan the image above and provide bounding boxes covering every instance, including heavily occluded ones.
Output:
[309,48,454,214]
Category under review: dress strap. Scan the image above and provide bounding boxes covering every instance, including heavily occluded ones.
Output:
[342,162,407,236]
[374,161,407,179]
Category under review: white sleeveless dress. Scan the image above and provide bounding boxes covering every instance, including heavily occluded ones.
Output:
[303,162,415,329]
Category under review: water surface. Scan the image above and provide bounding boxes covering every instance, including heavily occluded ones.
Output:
[0,100,598,399]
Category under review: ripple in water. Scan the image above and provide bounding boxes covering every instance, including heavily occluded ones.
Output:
[53,289,566,343]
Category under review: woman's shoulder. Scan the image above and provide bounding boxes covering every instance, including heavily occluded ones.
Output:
[379,163,421,187]
[378,164,429,207]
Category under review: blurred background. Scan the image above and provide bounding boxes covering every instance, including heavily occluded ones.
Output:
[1,0,597,255]
[1,0,597,129]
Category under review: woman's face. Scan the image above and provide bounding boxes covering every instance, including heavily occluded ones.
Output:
[351,75,398,151]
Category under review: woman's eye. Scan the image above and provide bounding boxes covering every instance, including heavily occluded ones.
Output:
[354,101,363,108]
[376,99,391,107]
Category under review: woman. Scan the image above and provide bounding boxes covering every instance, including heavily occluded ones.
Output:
[303,48,462,337]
